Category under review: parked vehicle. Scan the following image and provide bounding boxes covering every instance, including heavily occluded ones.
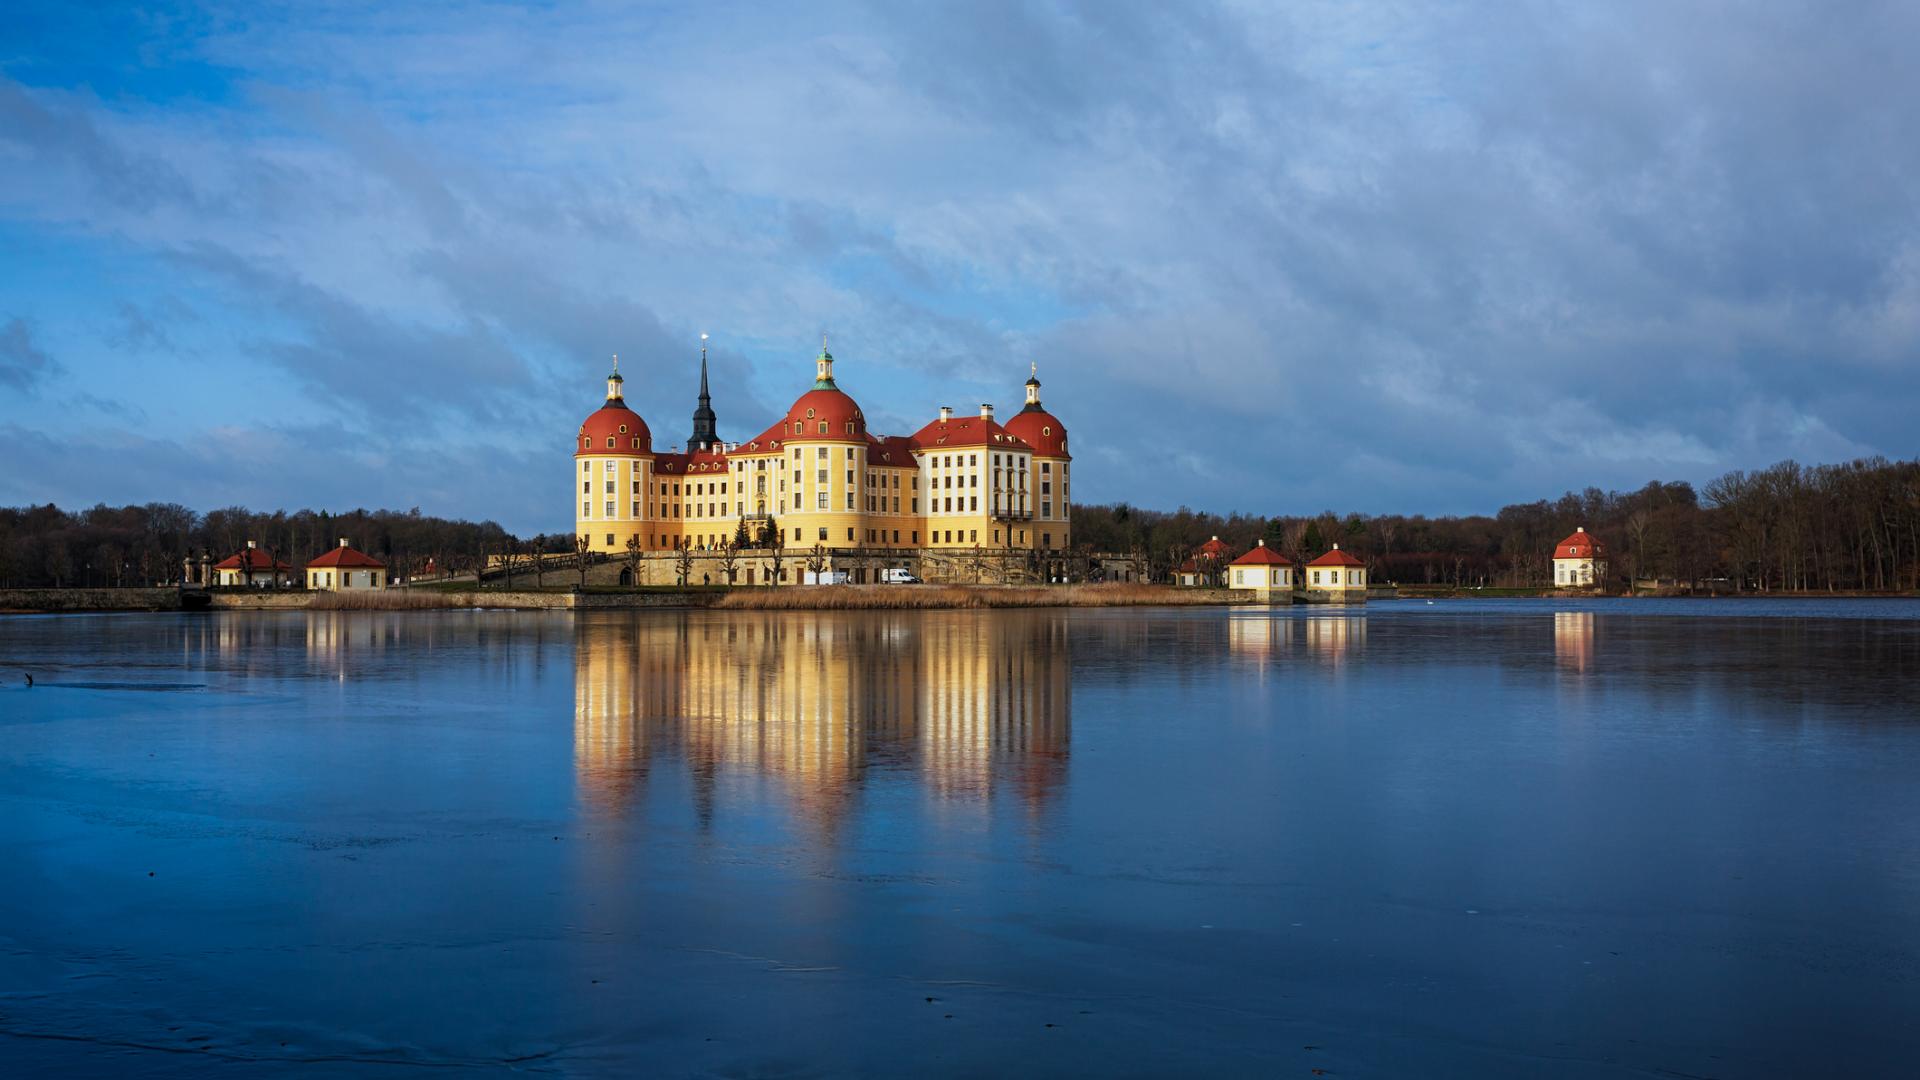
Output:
[803,570,851,585]
[878,568,921,584]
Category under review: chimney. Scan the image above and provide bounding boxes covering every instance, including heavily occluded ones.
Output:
[246,540,257,549]
[339,538,350,548]
[939,406,953,422]
[1576,526,1585,532]
[1332,543,1340,550]
[1211,535,1219,541]
[980,403,994,420]
[1256,539,1265,546]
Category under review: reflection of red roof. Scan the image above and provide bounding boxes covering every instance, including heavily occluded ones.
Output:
[1555,528,1607,559]
[1002,408,1068,458]
[1308,545,1364,567]
[907,414,1031,451]
[1232,541,1292,566]
[576,400,651,455]
[213,548,290,571]
[307,545,385,569]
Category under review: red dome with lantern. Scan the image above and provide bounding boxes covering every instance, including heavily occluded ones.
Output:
[576,359,652,456]
[1002,363,1069,458]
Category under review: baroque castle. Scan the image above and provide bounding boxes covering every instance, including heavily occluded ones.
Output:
[575,340,1071,569]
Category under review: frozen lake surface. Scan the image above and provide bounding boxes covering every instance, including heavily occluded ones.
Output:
[2,600,1918,1076]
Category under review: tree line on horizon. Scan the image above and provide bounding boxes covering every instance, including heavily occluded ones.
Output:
[2,454,1916,591]
[1074,455,1920,592]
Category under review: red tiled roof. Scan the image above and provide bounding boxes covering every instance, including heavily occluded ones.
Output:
[906,414,1032,452]
[1232,541,1292,566]
[1196,536,1231,558]
[1308,545,1364,567]
[1555,528,1607,559]
[1002,408,1068,458]
[867,433,919,467]
[577,400,652,456]
[213,548,291,571]
[654,447,731,474]
[307,545,385,569]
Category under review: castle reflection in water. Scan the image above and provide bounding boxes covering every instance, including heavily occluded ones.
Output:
[571,611,1072,827]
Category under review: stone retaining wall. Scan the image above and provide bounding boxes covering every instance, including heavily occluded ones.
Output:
[0,588,182,613]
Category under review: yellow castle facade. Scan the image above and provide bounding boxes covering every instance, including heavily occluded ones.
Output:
[573,341,1072,563]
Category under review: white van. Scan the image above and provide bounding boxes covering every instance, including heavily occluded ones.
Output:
[878,568,921,584]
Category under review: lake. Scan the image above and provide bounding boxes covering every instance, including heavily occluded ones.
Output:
[2,600,1917,1076]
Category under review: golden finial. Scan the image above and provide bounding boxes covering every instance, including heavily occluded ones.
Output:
[611,353,619,373]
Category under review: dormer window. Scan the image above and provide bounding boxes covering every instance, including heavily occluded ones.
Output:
[619,424,628,434]
[806,408,816,418]
[605,437,614,448]
[631,438,640,449]
[818,422,828,434]
[1042,426,1052,436]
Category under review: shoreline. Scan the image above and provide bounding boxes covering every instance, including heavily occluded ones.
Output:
[3,586,1914,616]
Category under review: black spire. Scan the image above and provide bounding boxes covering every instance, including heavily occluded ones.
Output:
[690,334,718,450]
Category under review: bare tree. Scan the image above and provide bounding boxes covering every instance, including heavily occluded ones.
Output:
[764,516,786,585]
[805,543,827,578]
[574,533,591,587]
[719,537,740,585]
[675,541,694,586]
[623,534,644,587]
[531,535,547,588]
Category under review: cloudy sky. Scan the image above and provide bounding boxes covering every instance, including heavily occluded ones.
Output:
[2,2,1915,533]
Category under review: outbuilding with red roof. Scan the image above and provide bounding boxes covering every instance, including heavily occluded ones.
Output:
[306,539,388,591]
[1227,539,1296,602]
[1552,526,1608,589]
[213,542,293,588]
[1305,543,1367,603]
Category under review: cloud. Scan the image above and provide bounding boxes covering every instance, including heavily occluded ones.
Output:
[0,317,57,390]
[1,2,1918,532]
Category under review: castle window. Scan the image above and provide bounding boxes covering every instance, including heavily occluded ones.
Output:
[631,438,640,449]
[1043,426,1051,436]
[619,424,628,433]
[583,461,592,473]
[818,528,828,540]
[806,408,816,418]
[606,437,614,448]
[846,422,854,435]
[817,422,828,434]
[794,422,802,434]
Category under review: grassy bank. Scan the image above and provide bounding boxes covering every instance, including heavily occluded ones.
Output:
[712,583,1234,610]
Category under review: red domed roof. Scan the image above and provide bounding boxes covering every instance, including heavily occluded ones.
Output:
[1003,408,1068,458]
[1555,528,1607,559]
[752,387,868,443]
[577,401,651,455]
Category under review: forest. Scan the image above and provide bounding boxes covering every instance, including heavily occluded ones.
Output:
[0,504,517,588]
[1072,455,1920,592]
[2,455,1917,591]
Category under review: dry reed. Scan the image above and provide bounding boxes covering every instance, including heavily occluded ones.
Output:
[306,589,468,610]
[711,583,1231,611]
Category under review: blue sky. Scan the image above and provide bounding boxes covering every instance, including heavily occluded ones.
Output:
[2,2,1916,534]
